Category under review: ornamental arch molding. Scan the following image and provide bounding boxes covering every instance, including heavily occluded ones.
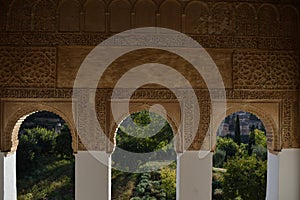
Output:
[211,102,280,153]
[2,101,77,154]
[107,101,181,153]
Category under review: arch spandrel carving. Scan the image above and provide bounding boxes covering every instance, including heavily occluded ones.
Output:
[2,101,77,154]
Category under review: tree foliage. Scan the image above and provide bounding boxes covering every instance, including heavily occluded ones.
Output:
[251,129,267,161]
[215,137,239,162]
[55,124,73,157]
[17,127,58,176]
[17,126,73,177]
[213,126,267,200]
[213,149,226,168]
[234,115,241,145]
[130,172,166,200]
[112,110,176,169]
[112,111,177,200]
[222,155,267,200]
[160,164,176,200]
[116,111,174,153]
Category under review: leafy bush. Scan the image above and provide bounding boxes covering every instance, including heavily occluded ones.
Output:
[130,197,142,200]
[252,144,267,161]
[216,137,239,162]
[17,127,58,176]
[112,110,176,170]
[213,149,226,168]
[131,172,166,200]
[213,128,267,200]
[160,166,176,200]
[17,125,75,199]
[222,155,267,200]
[55,124,73,157]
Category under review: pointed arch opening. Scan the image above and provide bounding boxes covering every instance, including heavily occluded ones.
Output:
[110,110,177,200]
[7,109,76,199]
[212,111,269,200]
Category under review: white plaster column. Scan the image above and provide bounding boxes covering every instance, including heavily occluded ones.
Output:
[0,152,17,200]
[178,151,212,200]
[75,151,109,200]
[278,149,300,200]
[266,151,279,200]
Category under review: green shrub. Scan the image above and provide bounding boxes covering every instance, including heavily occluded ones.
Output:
[130,197,142,200]
[160,167,176,200]
[17,127,58,176]
[222,155,267,200]
[132,171,168,200]
[213,149,226,168]
[252,144,267,161]
[55,125,73,157]
[216,137,239,162]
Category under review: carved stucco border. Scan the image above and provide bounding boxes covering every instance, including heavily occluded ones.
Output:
[106,101,181,153]
[2,100,78,154]
[1,89,298,153]
[211,102,281,153]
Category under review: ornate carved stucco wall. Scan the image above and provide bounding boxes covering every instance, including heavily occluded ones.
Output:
[0,0,299,153]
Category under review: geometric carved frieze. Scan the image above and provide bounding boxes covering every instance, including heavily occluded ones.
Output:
[0,33,297,51]
[0,88,298,151]
[0,88,298,100]
[233,51,299,89]
[0,47,56,88]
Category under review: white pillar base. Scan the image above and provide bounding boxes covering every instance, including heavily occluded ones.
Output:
[278,149,300,200]
[0,152,17,200]
[178,151,212,200]
[75,151,109,200]
[266,151,279,200]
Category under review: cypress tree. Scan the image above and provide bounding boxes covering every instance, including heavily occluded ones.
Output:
[248,125,256,155]
[234,115,241,145]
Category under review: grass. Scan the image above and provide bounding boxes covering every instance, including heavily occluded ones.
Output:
[17,156,75,200]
